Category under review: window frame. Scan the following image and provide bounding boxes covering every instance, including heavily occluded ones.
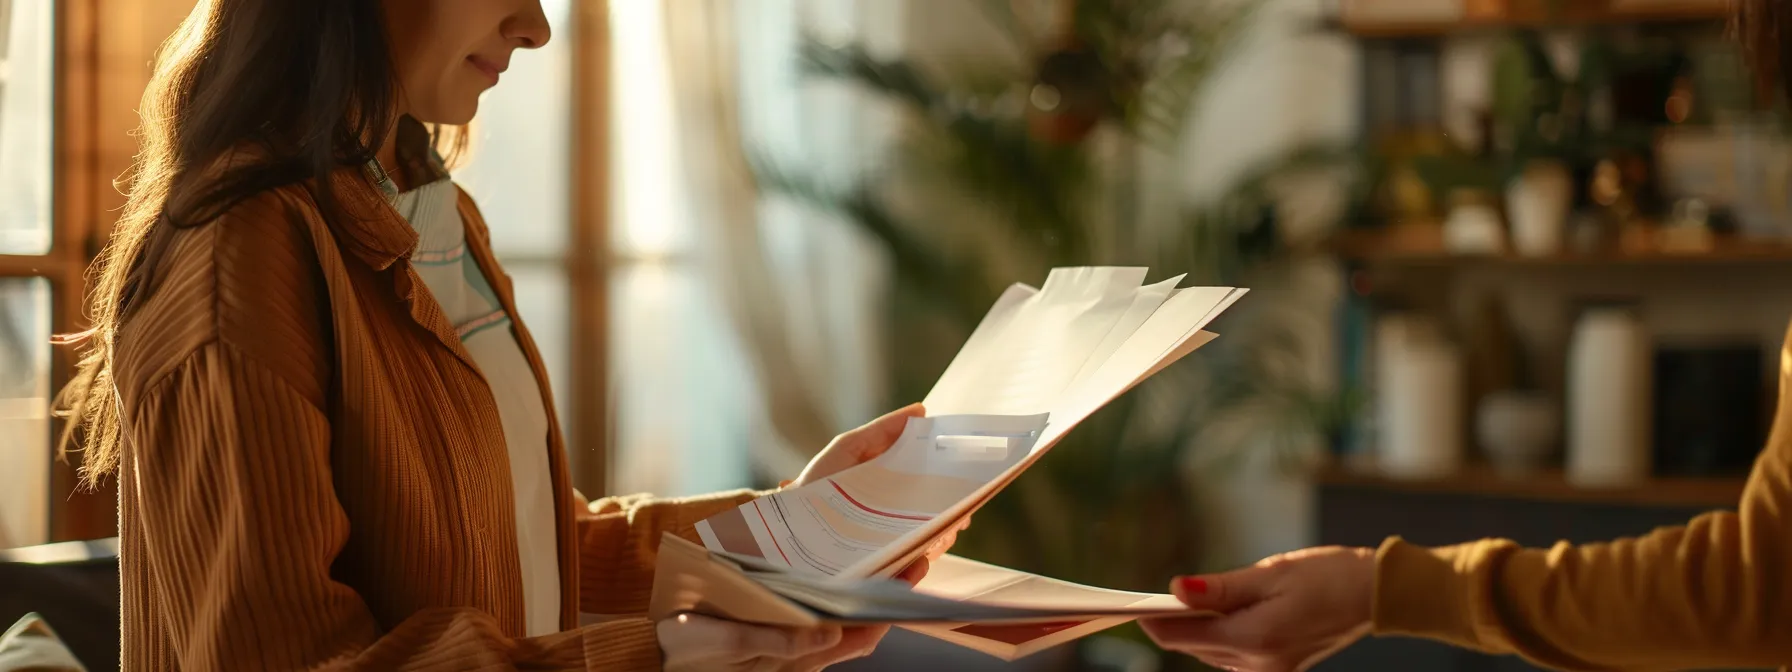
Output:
[29,0,114,542]
[568,0,611,494]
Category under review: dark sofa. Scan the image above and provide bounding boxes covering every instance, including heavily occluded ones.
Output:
[0,539,121,671]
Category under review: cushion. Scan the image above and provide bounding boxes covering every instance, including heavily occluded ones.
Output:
[0,613,86,672]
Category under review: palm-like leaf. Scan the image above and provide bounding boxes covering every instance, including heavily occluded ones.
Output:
[799,40,1094,257]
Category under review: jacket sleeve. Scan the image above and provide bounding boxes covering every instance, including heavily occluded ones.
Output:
[129,341,663,671]
[1371,340,1792,671]
[574,488,769,615]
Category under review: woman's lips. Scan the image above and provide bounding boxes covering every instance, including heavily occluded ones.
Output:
[468,55,504,84]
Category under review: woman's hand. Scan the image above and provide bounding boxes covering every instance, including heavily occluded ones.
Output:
[785,403,969,566]
[658,615,886,671]
[1140,546,1377,672]
[789,403,924,488]
[658,557,929,670]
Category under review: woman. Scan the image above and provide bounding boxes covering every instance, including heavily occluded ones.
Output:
[1142,4,1792,671]
[55,0,933,669]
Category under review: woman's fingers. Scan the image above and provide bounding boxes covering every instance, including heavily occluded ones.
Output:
[1141,614,1236,650]
[792,403,925,487]
[1168,564,1278,614]
[660,614,846,669]
[842,403,925,461]
[659,614,895,671]
[925,529,956,561]
[895,556,930,585]
[724,623,842,663]
[785,625,889,670]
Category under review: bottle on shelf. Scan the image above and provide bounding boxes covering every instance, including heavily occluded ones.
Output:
[1566,301,1652,487]
[1375,312,1464,479]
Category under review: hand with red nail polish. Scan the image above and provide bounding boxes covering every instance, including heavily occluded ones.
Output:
[1140,546,1376,672]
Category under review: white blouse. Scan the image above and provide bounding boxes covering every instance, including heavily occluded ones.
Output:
[383,171,562,637]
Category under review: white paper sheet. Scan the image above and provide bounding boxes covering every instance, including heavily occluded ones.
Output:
[925,268,1149,416]
[689,267,1247,581]
[846,287,1246,578]
[695,414,1049,575]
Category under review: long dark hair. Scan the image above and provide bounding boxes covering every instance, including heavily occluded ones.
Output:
[57,0,451,486]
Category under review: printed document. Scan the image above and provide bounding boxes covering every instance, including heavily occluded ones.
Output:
[656,267,1246,660]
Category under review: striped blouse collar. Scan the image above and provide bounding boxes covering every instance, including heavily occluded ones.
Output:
[369,115,452,203]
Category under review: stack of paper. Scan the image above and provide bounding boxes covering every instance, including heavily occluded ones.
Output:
[650,267,1246,660]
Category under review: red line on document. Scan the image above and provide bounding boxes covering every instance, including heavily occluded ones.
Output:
[751,500,793,566]
[830,482,932,521]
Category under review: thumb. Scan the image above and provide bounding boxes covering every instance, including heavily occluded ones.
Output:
[843,403,924,456]
[1170,565,1275,614]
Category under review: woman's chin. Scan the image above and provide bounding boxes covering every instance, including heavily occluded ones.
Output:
[410,95,480,127]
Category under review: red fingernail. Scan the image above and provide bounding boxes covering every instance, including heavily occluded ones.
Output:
[1177,577,1208,595]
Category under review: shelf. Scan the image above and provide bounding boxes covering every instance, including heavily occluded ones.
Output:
[1330,227,1792,268]
[1331,1,1728,39]
[1318,462,1747,509]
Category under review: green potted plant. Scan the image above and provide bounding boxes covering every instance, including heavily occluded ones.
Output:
[1492,30,1583,257]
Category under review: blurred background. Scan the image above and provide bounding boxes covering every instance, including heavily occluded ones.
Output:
[0,0,1781,670]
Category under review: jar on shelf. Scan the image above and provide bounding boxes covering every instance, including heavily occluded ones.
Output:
[1566,302,1652,487]
[1443,189,1506,255]
[1507,159,1573,257]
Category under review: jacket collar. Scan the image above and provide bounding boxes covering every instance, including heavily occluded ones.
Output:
[325,167,418,271]
[327,116,448,270]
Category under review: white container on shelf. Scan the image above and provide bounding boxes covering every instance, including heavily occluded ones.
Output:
[1507,160,1573,257]
[1566,305,1652,487]
[1477,391,1559,476]
[1375,314,1464,479]
[1443,191,1506,255]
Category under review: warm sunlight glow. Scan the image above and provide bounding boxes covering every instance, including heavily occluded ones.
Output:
[610,0,690,259]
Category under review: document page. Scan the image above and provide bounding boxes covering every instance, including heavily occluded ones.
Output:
[925,267,1150,416]
[691,268,1247,581]
[663,266,1244,660]
[735,554,1187,622]
[847,287,1247,578]
[902,554,1191,659]
[914,553,1185,612]
[696,414,1049,575]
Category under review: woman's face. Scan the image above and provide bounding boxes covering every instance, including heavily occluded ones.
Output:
[382,0,551,125]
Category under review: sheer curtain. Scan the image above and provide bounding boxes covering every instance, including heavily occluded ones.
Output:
[608,0,900,495]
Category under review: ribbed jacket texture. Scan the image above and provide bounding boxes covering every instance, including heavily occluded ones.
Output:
[111,160,756,670]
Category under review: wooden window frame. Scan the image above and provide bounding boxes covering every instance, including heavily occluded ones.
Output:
[569,0,612,495]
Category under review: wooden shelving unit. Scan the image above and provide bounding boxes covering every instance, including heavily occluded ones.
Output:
[1330,227,1792,268]
[1318,6,1757,669]
[1333,1,1728,39]
[1318,462,1747,509]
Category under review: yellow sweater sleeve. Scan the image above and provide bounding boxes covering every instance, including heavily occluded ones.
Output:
[1371,335,1792,671]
